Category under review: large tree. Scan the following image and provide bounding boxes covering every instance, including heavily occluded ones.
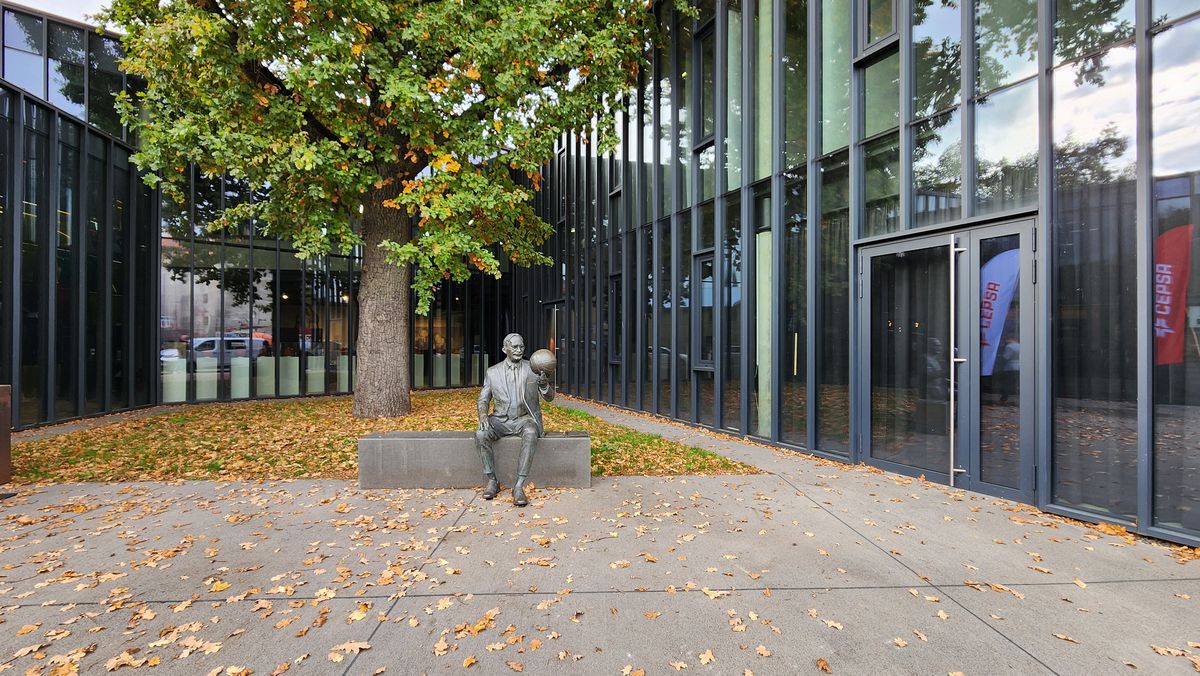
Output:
[102,0,662,417]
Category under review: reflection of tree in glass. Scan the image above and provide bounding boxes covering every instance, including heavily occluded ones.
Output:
[976,0,1132,89]
[1053,124,1134,187]
[912,0,961,118]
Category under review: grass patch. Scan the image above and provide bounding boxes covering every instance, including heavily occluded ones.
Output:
[12,390,759,483]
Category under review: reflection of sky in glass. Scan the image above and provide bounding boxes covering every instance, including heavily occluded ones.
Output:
[1054,0,1134,63]
[913,0,960,117]
[975,0,1038,93]
[975,80,1037,165]
[1053,43,1136,173]
[914,109,961,179]
[1153,17,1200,176]
[1155,0,1200,24]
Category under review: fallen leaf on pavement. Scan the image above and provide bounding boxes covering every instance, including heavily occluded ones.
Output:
[817,657,832,673]
[1053,633,1080,644]
[699,649,715,665]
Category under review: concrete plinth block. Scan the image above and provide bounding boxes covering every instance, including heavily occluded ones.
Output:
[357,431,591,489]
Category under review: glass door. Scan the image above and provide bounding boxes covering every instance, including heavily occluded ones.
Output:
[859,220,1035,503]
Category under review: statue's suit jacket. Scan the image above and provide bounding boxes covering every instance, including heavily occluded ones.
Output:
[477,359,555,437]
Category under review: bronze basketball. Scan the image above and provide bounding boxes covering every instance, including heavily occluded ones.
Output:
[529,349,557,375]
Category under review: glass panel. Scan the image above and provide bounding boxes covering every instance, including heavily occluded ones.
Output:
[658,3,674,214]
[867,0,894,43]
[699,258,715,364]
[658,219,673,413]
[642,72,654,223]
[698,371,716,427]
[975,80,1038,214]
[754,0,774,180]
[643,227,655,408]
[870,244,951,472]
[1054,0,1134,65]
[111,155,129,409]
[4,9,46,98]
[863,52,900,138]
[723,196,742,431]
[975,0,1038,94]
[133,177,155,405]
[85,139,107,413]
[913,0,961,118]
[252,241,277,398]
[1151,16,1200,533]
[4,49,45,99]
[818,151,850,454]
[450,283,466,388]
[225,239,253,400]
[88,34,124,138]
[978,234,1022,488]
[780,179,806,443]
[1155,0,1200,25]
[726,0,743,190]
[820,0,851,153]
[20,106,49,425]
[679,18,694,206]
[783,0,808,170]
[699,144,715,201]
[913,109,962,227]
[625,232,637,405]
[678,210,692,419]
[699,30,715,139]
[4,10,43,52]
[48,23,86,118]
[863,132,900,237]
[751,191,775,438]
[277,252,303,396]
[54,121,81,419]
[1051,43,1137,520]
[160,238,190,404]
[698,199,715,250]
[192,241,221,402]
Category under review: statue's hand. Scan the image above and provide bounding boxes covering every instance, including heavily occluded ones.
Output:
[536,372,549,388]
[478,417,492,434]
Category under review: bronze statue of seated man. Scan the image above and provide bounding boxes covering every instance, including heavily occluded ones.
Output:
[475,333,555,506]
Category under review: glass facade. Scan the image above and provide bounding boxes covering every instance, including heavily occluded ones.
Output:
[4,2,1200,547]
[518,1,1200,547]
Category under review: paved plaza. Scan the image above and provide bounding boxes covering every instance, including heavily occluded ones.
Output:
[0,399,1197,675]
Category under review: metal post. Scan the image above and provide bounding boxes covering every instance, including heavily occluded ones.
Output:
[0,385,10,483]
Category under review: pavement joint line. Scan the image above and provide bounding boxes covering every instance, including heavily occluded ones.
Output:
[6,575,1197,611]
[555,398,1065,674]
[341,490,477,676]
[757,469,1061,675]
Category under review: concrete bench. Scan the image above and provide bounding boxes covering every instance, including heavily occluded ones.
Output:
[357,431,591,489]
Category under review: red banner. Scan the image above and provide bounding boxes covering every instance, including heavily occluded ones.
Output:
[1153,224,1193,366]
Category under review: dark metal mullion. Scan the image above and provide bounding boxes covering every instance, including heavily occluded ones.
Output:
[217,179,227,401]
[123,152,135,408]
[325,256,333,393]
[273,240,280,398]
[1034,0,1054,507]
[8,91,23,426]
[803,0,818,452]
[739,0,754,436]
[961,0,977,218]
[151,185,161,405]
[668,6,680,420]
[101,139,113,411]
[713,0,726,429]
[845,0,862,459]
[44,106,58,422]
[1134,0,1153,534]
[898,0,913,229]
[75,128,88,415]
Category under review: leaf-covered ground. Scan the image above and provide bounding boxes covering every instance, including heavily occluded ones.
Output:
[11,391,760,483]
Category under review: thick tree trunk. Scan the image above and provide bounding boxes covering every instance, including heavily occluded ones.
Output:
[352,187,412,418]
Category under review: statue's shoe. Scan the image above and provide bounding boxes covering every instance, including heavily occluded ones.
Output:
[512,480,529,507]
[482,477,499,500]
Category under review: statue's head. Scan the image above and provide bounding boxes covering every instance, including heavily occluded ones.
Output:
[502,333,525,363]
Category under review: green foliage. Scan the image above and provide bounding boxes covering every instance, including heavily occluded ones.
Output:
[100,0,672,313]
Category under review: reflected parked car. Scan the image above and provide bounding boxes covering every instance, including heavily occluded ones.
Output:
[161,336,271,369]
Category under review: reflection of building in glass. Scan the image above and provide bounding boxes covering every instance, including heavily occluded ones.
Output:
[2,2,1199,546]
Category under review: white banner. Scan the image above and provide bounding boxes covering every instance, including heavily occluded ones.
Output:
[979,249,1020,376]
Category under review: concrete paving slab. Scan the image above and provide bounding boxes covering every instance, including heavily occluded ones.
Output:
[940,577,1200,675]
[344,586,1052,675]
[426,475,921,597]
